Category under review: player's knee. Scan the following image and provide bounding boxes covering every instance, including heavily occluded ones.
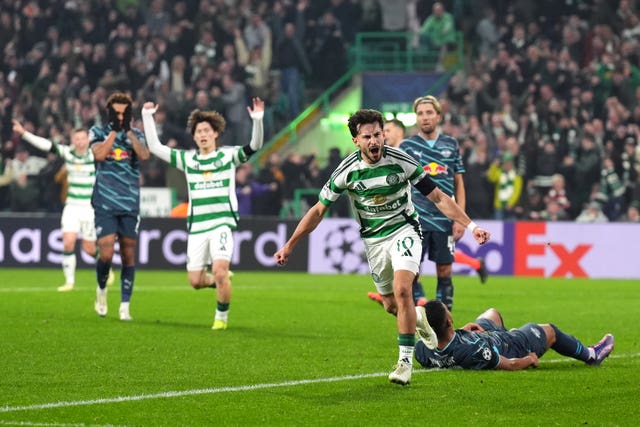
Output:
[187,272,204,288]
[213,269,229,286]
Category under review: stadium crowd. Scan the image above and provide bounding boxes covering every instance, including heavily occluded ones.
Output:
[0,0,639,222]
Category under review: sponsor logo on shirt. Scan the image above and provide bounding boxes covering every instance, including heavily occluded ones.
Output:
[109,148,130,161]
[423,162,448,176]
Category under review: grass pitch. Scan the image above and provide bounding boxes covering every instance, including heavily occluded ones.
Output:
[0,268,638,426]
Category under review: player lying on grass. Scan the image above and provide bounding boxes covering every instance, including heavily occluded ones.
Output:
[415,300,614,370]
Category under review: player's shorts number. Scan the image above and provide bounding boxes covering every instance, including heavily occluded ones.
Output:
[397,236,415,257]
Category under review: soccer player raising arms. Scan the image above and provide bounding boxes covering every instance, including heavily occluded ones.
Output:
[13,120,114,291]
[141,97,265,330]
[274,109,490,385]
[90,93,150,321]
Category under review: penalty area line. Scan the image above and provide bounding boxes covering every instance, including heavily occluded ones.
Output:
[1,353,638,414]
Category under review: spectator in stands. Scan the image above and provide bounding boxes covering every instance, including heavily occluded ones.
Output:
[621,200,640,222]
[419,2,456,69]
[274,21,311,119]
[254,153,284,216]
[475,7,499,61]
[235,163,277,216]
[596,156,626,220]
[545,173,571,217]
[576,201,609,223]
[488,151,523,220]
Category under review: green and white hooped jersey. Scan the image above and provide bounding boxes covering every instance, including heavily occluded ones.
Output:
[56,145,95,207]
[319,146,427,239]
[170,146,248,235]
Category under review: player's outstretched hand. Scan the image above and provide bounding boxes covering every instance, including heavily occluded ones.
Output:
[247,97,264,119]
[274,246,290,266]
[142,102,158,115]
[472,227,490,245]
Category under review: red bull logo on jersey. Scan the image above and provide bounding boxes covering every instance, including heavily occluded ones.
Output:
[109,148,130,161]
[423,162,448,176]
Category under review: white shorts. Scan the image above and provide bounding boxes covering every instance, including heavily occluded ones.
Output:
[61,204,96,241]
[364,225,421,296]
[186,226,234,271]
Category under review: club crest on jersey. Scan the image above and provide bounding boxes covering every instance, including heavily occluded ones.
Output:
[213,159,223,168]
[386,174,399,185]
[109,148,130,161]
[372,194,386,204]
[440,149,452,158]
[424,162,448,176]
[482,347,492,361]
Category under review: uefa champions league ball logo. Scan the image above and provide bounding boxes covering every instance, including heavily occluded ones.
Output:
[322,224,367,273]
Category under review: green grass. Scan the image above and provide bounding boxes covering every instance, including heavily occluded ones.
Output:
[0,268,638,426]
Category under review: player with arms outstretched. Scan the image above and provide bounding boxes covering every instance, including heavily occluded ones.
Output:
[274,109,490,385]
[13,120,114,291]
[90,93,150,321]
[141,98,265,330]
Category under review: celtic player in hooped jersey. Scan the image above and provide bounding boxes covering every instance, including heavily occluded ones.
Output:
[274,109,490,386]
[13,120,114,292]
[142,97,265,331]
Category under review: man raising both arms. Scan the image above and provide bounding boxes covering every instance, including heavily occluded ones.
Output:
[141,98,265,330]
[90,93,150,321]
[274,109,490,385]
[13,120,114,291]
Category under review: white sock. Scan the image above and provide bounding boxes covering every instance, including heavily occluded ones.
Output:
[398,345,414,365]
[62,253,76,284]
[215,309,229,322]
[588,347,596,360]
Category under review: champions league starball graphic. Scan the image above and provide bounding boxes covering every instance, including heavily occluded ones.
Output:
[310,221,369,274]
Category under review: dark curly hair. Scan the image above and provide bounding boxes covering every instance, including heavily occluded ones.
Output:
[187,109,226,135]
[347,109,384,137]
[105,92,133,109]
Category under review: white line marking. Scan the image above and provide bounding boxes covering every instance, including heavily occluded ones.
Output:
[1,353,637,414]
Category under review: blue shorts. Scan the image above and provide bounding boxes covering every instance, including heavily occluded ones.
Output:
[420,230,454,264]
[94,209,140,239]
[477,318,547,358]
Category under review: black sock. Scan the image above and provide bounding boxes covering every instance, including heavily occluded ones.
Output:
[436,277,453,311]
[121,266,135,303]
[550,324,591,362]
[96,259,111,290]
[412,279,425,302]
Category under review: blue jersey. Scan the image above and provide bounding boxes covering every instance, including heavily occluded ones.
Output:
[414,320,547,370]
[400,133,465,232]
[89,124,146,214]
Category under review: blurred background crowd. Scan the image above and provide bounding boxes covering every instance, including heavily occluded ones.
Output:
[0,0,639,223]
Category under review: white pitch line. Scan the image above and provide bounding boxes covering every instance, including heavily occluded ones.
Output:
[1,352,638,414]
